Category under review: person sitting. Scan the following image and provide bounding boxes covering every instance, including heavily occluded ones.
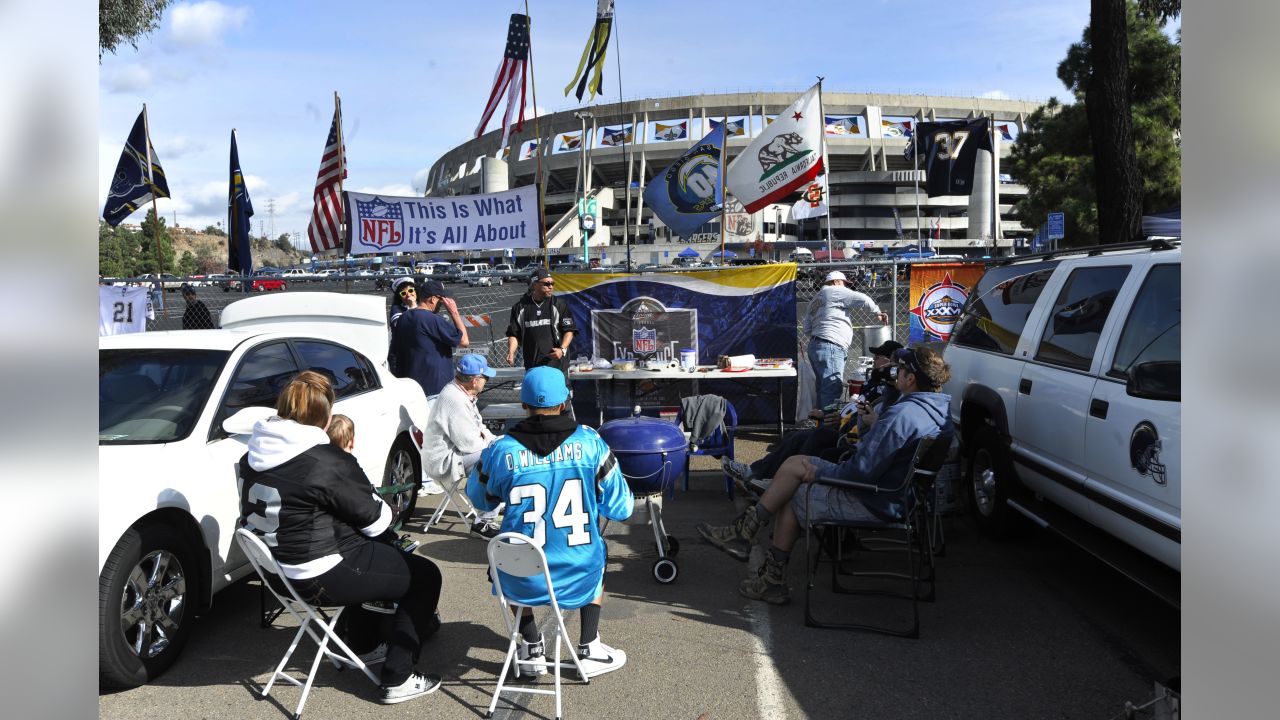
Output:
[696,347,952,605]
[465,366,633,678]
[423,354,504,538]
[861,339,904,412]
[238,371,444,704]
[327,413,356,453]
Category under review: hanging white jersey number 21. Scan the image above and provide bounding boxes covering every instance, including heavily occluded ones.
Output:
[509,478,591,547]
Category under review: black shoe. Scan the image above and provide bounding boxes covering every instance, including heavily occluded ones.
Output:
[471,519,500,539]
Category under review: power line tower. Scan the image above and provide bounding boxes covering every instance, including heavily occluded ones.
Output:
[267,198,277,240]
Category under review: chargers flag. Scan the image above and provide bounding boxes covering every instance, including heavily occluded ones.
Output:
[103,107,171,227]
[726,83,824,214]
[917,118,992,197]
[228,130,254,275]
[555,265,799,425]
[642,124,724,238]
[475,13,530,149]
[565,0,614,102]
[908,263,984,342]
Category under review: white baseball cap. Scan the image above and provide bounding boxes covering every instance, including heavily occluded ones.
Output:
[824,270,847,283]
[392,277,415,291]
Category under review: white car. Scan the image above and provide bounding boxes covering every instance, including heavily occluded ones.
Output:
[98,293,431,688]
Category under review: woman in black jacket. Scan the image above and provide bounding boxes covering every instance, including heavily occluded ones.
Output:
[238,370,442,705]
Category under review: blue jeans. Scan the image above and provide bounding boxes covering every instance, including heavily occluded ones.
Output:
[807,337,847,411]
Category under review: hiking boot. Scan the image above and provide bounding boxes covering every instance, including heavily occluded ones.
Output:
[721,457,755,484]
[695,507,764,562]
[379,673,441,704]
[738,552,791,605]
[576,636,626,679]
[514,634,547,677]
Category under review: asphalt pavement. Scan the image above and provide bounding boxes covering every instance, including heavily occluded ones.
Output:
[99,434,1179,720]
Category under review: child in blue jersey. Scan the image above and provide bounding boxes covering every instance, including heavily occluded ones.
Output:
[467,366,634,678]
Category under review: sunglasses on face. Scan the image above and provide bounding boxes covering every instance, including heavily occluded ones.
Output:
[539,281,554,287]
[398,288,416,298]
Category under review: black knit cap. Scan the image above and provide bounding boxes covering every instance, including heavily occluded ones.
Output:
[870,340,904,358]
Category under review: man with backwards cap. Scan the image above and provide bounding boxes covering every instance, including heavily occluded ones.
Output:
[423,354,506,538]
[466,366,633,679]
[390,278,470,399]
[802,270,887,415]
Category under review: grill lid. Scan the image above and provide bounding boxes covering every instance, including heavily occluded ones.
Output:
[598,416,687,454]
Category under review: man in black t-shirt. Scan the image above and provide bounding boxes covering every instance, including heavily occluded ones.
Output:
[180,284,215,329]
[505,267,578,376]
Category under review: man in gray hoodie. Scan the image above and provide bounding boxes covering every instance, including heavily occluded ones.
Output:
[697,346,952,605]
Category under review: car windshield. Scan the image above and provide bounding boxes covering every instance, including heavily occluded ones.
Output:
[100,348,230,445]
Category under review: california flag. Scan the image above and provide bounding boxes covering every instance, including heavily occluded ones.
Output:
[727,83,824,213]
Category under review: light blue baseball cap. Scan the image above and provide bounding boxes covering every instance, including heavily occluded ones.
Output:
[456,354,496,378]
[521,366,569,408]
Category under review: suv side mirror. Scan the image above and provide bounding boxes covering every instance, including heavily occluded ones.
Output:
[1126,361,1180,401]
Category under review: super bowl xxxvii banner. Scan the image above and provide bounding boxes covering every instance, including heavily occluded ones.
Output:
[344,185,540,254]
[726,83,824,214]
[555,265,798,424]
[642,124,724,239]
[908,263,985,343]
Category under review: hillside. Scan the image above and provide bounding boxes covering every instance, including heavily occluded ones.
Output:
[174,231,309,273]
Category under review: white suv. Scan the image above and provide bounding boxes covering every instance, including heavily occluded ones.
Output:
[942,241,1180,602]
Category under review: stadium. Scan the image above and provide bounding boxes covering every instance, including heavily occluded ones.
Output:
[425,90,1046,264]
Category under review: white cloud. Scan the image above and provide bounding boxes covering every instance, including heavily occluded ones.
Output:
[154,136,206,159]
[169,1,250,48]
[102,64,153,94]
[411,167,432,193]
[980,90,1012,100]
[352,183,417,197]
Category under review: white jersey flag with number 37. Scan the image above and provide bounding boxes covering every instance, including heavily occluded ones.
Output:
[727,83,825,213]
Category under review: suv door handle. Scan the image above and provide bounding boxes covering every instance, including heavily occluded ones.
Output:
[1019,378,1033,395]
[1089,398,1109,419]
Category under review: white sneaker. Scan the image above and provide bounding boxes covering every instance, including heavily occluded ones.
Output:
[358,642,388,666]
[576,636,626,679]
[514,634,547,677]
[419,480,445,496]
[379,672,441,704]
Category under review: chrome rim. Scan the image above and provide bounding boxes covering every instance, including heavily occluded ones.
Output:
[972,449,997,517]
[385,448,416,515]
[119,549,187,660]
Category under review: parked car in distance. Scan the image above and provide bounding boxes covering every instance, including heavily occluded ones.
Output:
[139,273,185,291]
[250,272,288,292]
[281,268,313,282]
[98,292,431,687]
[942,240,1181,604]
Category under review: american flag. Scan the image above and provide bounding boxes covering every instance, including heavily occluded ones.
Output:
[474,14,530,148]
[308,100,347,254]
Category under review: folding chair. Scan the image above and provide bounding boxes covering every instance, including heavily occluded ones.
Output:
[423,465,480,531]
[678,397,738,497]
[802,433,952,637]
[235,529,379,719]
[485,532,591,720]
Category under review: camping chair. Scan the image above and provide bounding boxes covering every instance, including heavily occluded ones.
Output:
[235,528,379,719]
[423,464,479,532]
[485,532,591,720]
[677,397,738,497]
[802,433,952,637]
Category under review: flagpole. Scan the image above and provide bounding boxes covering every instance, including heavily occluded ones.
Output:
[913,111,922,249]
[816,78,832,263]
[989,115,999,255]
[719,113,727,262]
[335,92,351,292]
[611,8,631,269]
[143,104,163,276]
[524,0,547,270]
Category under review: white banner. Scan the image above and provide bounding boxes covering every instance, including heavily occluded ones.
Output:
[345,185,541,255]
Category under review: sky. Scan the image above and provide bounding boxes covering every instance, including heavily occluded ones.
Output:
[99,0,1105,250]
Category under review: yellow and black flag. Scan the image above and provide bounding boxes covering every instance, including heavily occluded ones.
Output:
[564,0,614,102]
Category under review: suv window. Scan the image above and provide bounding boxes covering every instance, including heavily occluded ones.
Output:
[951,261,1058,355]
[1034,265,1131,371]
[293,340,378,398]
[1109,263,1180,378]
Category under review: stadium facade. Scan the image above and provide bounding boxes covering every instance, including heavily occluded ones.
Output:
[425,91,1045,263]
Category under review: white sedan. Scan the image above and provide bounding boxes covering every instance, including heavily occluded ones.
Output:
[98,293,430,688]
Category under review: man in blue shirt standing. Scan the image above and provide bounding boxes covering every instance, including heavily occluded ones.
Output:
[467,366,634,679]
[391,279,470,398]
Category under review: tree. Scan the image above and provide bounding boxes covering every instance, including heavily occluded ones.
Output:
[100,0,171,60]
[1009,3,1179,246]
[275,234,294,254]
[137,208,176,274]
[99,221,141,278]
[178,250,199,276]
[203,224,227,237]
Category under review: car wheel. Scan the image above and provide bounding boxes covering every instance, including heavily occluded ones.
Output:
[382,436,421,524]
[966,423,1018,538]
[99,523,198,688]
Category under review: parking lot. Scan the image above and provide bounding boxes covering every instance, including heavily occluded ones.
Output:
[99,445,1179,720]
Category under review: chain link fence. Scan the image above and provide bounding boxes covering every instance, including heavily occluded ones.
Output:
[108,261,955,411]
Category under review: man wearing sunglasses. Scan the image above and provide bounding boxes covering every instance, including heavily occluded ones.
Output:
[391,279,470,399]
[506,267,578,378]
[697,346,952,605]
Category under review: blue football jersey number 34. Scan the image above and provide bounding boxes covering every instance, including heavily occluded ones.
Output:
[509,478,592,547]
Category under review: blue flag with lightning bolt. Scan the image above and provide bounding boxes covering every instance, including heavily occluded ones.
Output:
[642,124,724,239]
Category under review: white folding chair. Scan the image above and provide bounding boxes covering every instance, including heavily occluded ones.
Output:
[424,465,479,531]
[485,532,590,720]
[235,528,379,719]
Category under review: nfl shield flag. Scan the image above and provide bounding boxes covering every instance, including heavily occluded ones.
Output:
[103,107,170,226]
[643,125,724,239]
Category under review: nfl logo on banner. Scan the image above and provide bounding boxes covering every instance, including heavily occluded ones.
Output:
[356,197,405,249]
[632,327,657,354]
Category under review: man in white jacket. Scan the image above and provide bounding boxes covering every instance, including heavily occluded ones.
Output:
[423,354,503,538]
